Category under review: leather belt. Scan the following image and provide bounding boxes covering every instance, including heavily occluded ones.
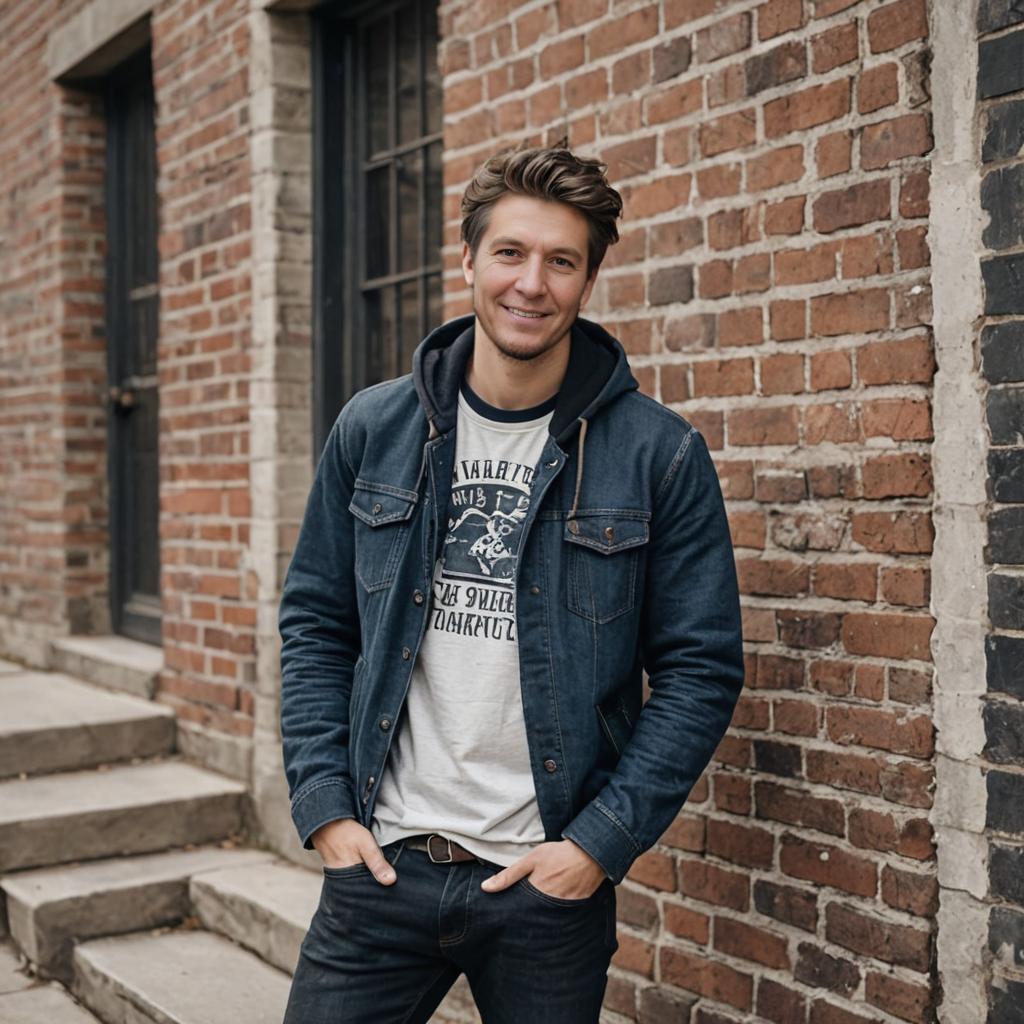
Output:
[403,833,484,864]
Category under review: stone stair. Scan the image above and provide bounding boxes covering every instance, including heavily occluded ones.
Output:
[0,647,481,1024]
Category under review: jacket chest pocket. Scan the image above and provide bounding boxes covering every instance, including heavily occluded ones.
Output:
[348,480,419,592]
[564,511,650,624]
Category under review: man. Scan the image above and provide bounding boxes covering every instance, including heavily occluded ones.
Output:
[279,144,743,1023]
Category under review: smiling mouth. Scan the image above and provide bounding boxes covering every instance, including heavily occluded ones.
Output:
[503,305,550,319]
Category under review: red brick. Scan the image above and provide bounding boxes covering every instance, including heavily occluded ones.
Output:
[644,78,703,125]
[627,849,678,892]
[728,406,799,446]
[812,21,858,73]
[867,0,928,53]
[759,0,806,40]
[848,808,934,861]
[540,35,585,76]
[814,180,891,234]
[753,653,806,691]
[852,511,934,554]
[556,0,608,29]
[812,562,877,602]
[842,612,934,660]
[861,113,933,170]
[719,306,764,346]
[680,859,750,911]
[817,131,853,177]
[664,813,706,853]
[714,917,790,969]
[781,836,878,897]
[865,971,933,1023]
[806,748,882,797]
[660,946,754,1011]
[804,402,861,444]
[888,667,933,706]
[809,1000,876,1024]
[862,398,932,440]
[881,565,930,607]
[664,124,694,166]
[692,358,754,398]
[862,453,932,499]
[811,289,890,336]
[618,885,660,930]
[764,79,850,137]
[707,819,775,869]
[881,864,938,917]
[859,62,900,114]
[761,353,804,394]
[650,217,704,258]
[696,12,751,63]
[729,510,767,549]
[758,979,808,1024]
[735,253,771,293]
[842,231,895,279]
[612,932,655,977]
[753,879,818,932]
[661,364,690,404]
[776,241,839,285]
[755,780,845,835]
[897,225,930,270]
[825,902,931,972]
[699,109,757,157]
[709,205,760,250]
[770,298,807,340]
[826,705,933,758]
[753,467,806,503]
[900,169,930,217]
[880,759,933,809]
[810,661,854,697]
[764,195,806,234]
[664,902,711,944]
[746,144,804,192]
[737,557,809,597]
[714,772,752,814]
[696,162,744,198]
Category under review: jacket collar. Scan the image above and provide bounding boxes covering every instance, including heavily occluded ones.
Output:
[411,314,638,445]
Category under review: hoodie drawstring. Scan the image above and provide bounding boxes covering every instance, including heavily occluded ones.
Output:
[567,417,588,526]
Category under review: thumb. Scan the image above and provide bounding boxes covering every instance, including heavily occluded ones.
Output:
[481,857,531,893]
[363,843,397,886]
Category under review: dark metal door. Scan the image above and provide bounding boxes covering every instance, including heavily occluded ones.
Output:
[104,47,161,645]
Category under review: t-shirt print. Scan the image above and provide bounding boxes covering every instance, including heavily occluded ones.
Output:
[430,456,539,643]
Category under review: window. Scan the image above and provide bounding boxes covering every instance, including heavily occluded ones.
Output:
[313,0,443,454]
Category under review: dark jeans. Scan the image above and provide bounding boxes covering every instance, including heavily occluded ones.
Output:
[282,839,619,1023]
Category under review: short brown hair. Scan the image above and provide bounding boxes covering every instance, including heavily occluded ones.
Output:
[460,143,623,276]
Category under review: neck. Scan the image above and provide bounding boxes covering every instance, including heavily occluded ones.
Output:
[465,326,570,411]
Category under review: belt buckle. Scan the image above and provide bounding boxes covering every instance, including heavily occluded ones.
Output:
[426,834,454,864]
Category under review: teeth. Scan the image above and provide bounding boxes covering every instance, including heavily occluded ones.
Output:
[508,307,544,318]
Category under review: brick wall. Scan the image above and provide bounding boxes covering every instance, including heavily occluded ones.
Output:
[438,1,939,1020]
[0,0,111,664]
[978,1,1024,1019]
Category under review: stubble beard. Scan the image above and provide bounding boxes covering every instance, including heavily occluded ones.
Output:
[474,291,577,365]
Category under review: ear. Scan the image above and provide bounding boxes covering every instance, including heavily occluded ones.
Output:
[461,241,475,287]
[578,267,598,310]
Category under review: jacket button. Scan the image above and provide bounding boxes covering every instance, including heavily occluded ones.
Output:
[402,646,411,660]
[379,718,391,731]
[372,502,383,514]
[567,520,579,535]
[545,458,558,468]
[529,585,540,595]
[604,526,614,542]
[543,759,557,773]
[413,590,425,604]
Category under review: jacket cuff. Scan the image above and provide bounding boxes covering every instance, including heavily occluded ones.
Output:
[561,798,642,885]
[291,777,358,850]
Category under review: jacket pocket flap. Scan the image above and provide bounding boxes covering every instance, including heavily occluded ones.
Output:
[564,511,650,554]
[349,480,419,526]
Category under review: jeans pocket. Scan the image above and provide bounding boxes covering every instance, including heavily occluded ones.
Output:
[517,876,601,909]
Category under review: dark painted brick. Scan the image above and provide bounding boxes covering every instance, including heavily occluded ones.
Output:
[649,265,694,306]
[988,634,1024,698]
[753,880,818,933]
[982,164,1024,250]
[745,42,807,96]
[979,29,1024,100]
[985,700,1024,763]
[990,572,1024,629]
[754,739,803,778]
[983,98,1024,162]
[990,507,1024,563]
[988,387,1024,444]
[983,253,1024,315]
[990,450,1024,501]
[992,843,1024,905]
[990,905,1024,967]
[988,769,1024,832]
[653,36,692,83]
[979,0,1024,34]
[794,942,860,996]
[982,322,1024,384]
[989,977,1024,1022]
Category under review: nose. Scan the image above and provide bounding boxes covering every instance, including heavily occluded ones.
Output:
[515,255,546,298]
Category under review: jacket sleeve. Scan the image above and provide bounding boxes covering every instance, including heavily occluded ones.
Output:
[278,406,362,849]
[561,427,744,883]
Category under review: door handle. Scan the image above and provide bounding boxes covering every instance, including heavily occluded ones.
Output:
[108,386,136,411]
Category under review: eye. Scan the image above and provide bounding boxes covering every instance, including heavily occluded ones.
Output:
[497,248,519,258]
[552,256,575,268]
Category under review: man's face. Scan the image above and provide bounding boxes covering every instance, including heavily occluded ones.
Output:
[462,194,597,364]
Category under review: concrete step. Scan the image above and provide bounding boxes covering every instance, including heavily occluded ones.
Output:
[2,846,274,983]
[0,939,101,1021]
[72,929,291,1024]
[0,760,248,873]
[48,636,163,700]
[189,858,319,975]
[0,671,175,780]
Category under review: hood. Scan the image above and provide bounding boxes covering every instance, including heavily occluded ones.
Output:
[411,313,639,446]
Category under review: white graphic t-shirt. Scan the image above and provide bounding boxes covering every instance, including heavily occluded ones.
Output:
[371,379,556,866]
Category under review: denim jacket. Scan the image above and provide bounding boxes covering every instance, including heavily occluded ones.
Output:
[279,315,744,884]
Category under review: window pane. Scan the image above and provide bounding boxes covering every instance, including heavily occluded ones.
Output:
[365,285,396,386]
[426,273,443,335]
[363,20,390,157]
[397,149,422,274]
[365,164,390,281]
[400,278,420,373]
[425,139,442,268]
[396,6,420,146]
[423,2,441,142]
